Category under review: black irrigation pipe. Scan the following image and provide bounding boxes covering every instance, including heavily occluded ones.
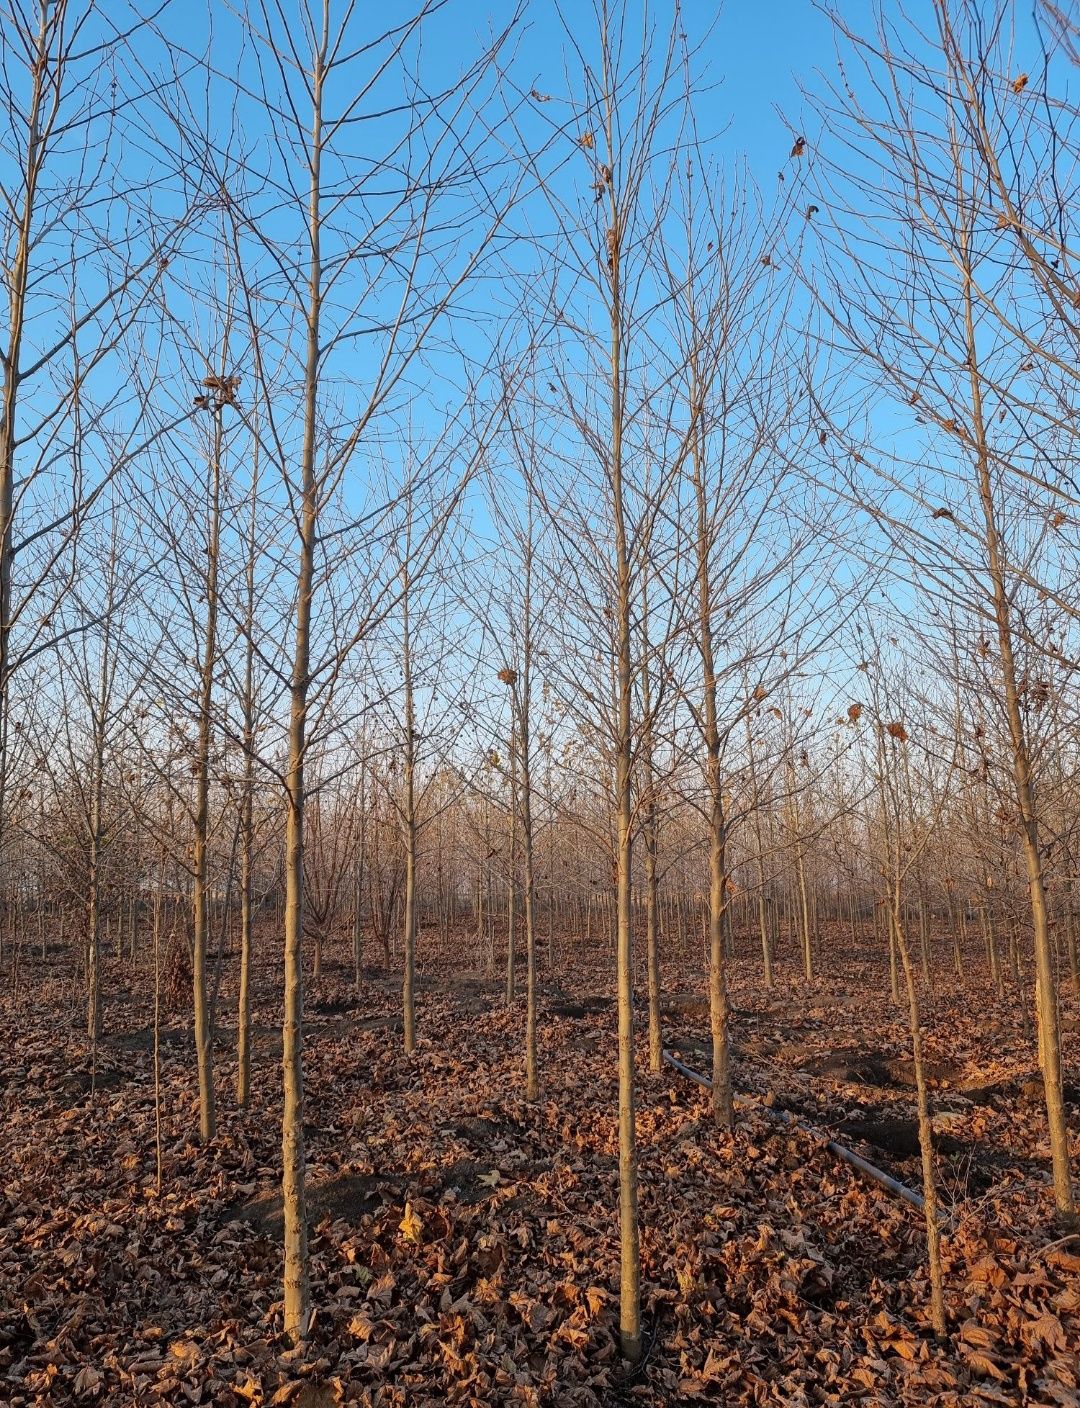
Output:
[662,1050,931,1217]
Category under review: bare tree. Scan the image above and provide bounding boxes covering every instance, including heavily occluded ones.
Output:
[216,0,522,1339]
[0,0,191,903]
[810,0,1076,1220]
[510,0,692,1358]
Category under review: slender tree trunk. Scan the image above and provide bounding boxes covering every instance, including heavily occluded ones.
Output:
[962,262,1074,1222]
[689,378,733,1129]
[151,862,165,1194]
[353,756,366,990]
[401,557,418,1055]
[639,587,662,1074]
[887,902,900,1005]
[796,832,812,982]
[893,895,947,1337]
[85,547,121,1042]
[0,14,45,924]
[644,825,661,1074]
[604,199,641,1364]
[87,822,103,1043]
[236,457,258,1110]
[505,722,518,1005]
[547,811,555,967]
[746,714,773,990]
[519,699,538,1100]
[190,402,224,1144]
[236,731,254,1108]
[280,44,327,1344]
[402,811,417,1053]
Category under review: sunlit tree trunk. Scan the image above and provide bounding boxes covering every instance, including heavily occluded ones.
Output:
[746,711,773,990]
[85,577,115,1045]
[279,35,329,1346]
[687,382,734,1129]
[236,453,259,1110]
[892,895,946,1337]
[401,562,418,1055]
[517,682,538,1100]
[353,754,366,990]
[874,722,946,1337]
[191,401,223,1145]
[505,722,518,1005]
[605,157,641,1371]
[960,259,1074,1222]
[639,581,662,1074]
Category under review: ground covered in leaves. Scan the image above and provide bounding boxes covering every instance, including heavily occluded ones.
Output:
[2,928,1079,1406]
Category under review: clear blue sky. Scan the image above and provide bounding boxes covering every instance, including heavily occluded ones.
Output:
[461,0,835,185]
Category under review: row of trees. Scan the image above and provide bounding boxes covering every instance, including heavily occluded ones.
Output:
[1,0,1076,1358]
[11,679,1080,996]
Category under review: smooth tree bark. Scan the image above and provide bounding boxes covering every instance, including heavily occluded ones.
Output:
[745,711,774,989]
[519,8,692,1341]
[505,720,518,1006]
[875,719,948,1337]
[190,392,226,1145]
[639,633,663,1074]
[502,662,538,1098]
[236,444,260,1110]
[689,407,734,1130]
[353,751,367,989]
[485,474,549,1101]
[401,557,418,1055]
[85,559,117,1045]
[959,251,1074,1222]
[274,14,330,1341]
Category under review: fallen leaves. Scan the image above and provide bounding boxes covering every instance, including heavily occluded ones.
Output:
[2,939,1080,1406]
[397,1201,423,1244]
[72,1364,102,1397]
